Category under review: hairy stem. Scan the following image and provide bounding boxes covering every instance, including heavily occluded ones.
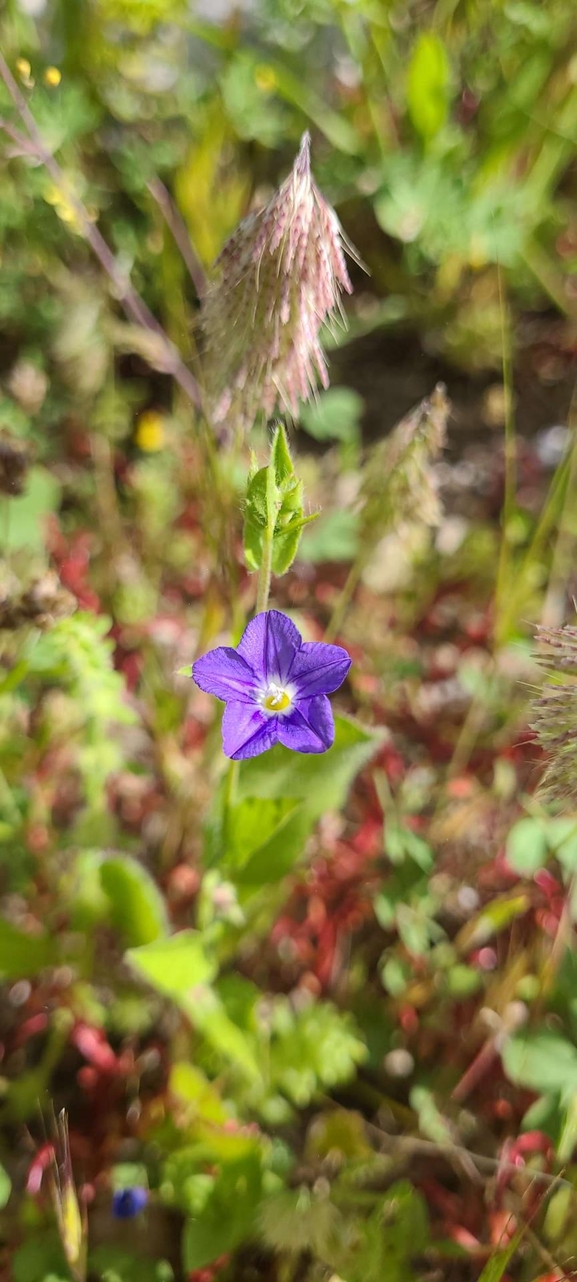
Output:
[256,452,278,613]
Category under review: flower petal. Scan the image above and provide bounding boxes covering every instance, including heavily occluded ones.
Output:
[192,647,255,704]
[276,695,335,754]
[237,610,302,684]
[290,641,351,697]
[222,701,280,760]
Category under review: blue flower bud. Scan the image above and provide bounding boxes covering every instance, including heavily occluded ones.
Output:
[112,1186,148,1219]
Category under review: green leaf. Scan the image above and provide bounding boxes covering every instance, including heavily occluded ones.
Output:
[12,1230,69,1282]
[300,388,364,443]
[238,715,385,822]
[477,1228,524,1282]
[243,423,312,576]
[220,797,311,888]
[549,818,577,870]
[502,1030,577,1095]
[169,1063,229,1126]
[0,1161,11,1209]
[127,930,217,998]
[183,1154,263,1270]
[0,918,56,979]
[299,509,359,564]
[99,854,168,947]
[1,466,60,552]
[407,32,451,141]
[127,933,260,1082]
[269,999,366,1107]
[505,817,548,875]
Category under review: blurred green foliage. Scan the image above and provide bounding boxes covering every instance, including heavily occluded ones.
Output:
[1,1,577,1280]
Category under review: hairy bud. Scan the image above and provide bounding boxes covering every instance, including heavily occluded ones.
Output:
[202,132,356,430]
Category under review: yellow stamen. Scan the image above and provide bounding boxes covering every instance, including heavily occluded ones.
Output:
[264,688,291,713]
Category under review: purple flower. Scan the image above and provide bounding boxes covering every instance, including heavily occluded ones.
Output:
[112,1187,148,1219]
[192,610,351,760]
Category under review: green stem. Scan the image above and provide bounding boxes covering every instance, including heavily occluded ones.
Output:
[256,452,277,614]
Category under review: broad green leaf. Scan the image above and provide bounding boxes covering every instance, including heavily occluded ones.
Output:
[1,466,60,552]
[238,715,385,822]
[506,817,548,875]
[127,934,260,1082]
[407,33,451,142]
[218,796,298,869]
[99,854,168,947]
[191,985,261,1083]
[230,802,311,887]
[503,1030,577,1095]
[169,1063,229,1126]
[300,388,364,443]
[127,930,217,997]
[0,918,56,978]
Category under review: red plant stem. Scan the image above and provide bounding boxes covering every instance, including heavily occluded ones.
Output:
[146,176,207,300]
[451,1036,499,1103]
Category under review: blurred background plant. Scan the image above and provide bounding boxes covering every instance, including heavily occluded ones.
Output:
[1,1,577,1280]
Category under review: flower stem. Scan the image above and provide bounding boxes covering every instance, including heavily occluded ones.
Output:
[256,447,278,613]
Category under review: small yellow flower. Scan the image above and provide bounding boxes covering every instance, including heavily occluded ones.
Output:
[44,66,62,87]
[135,410,165,452]
[16,58,31,80]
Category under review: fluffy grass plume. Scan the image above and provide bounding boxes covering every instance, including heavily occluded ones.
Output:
[202,132,356,430]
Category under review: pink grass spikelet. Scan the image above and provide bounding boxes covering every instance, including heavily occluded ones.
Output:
[530,623,577,807]
[201,132,356,430]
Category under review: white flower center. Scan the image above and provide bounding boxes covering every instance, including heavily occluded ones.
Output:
[258,680,294,716]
